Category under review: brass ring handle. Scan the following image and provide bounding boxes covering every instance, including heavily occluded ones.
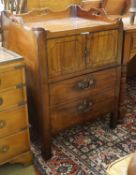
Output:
[76,79,95,90]
[0,98,3,106]
[89,79,95,86]
[0,120,6,129]
[77,100,94,113]
[0,145,9,153]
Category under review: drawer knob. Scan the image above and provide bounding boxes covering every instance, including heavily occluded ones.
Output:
[77,79,95,90]
[0,145,9,153]
[0,98,3,106]
[0,120,6,129]
[77,100,94,113]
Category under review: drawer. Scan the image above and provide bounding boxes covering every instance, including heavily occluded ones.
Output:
[51,89,115,134]
[0,130,30,163]
[0,68,25,91]
[0,88,26,111]
[50,68,118,105]
[0,106,28,138]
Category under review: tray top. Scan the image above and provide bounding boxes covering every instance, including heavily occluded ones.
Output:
[25,17,111,32]
[13,5,121,35]
[0,47,23,64]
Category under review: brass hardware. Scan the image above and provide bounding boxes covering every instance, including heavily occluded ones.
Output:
[0,120,6,129]
[76,78,95,90]
[0,145,9,153]
[16,83,26,89]
[0,98,3,106]
[77,99,93,113]
[80,32,90,35]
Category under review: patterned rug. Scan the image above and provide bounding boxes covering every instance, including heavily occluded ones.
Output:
[31,77,136,175]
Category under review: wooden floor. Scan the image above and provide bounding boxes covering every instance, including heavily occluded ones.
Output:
[0,163,41,175]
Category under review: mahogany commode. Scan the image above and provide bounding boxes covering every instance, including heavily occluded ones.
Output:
[1,6,123,159]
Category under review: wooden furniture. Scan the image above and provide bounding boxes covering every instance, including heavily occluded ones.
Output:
[0,47,32,165]
[10,0,102,12]
[101,0,130,15]
[119,16,136,118]
[2,0,27,13]
[99,1,136,120]
[1,6,123,160]
[27,0,81,11]
[81,0,101,11]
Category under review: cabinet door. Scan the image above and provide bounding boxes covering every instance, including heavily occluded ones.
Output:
[86,30,119,69]
[47,35,86,78]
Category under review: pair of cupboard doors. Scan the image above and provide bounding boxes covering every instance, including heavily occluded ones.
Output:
[47,29,121,79]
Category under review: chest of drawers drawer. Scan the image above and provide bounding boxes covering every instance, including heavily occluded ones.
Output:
[0,130,30,164]
[0,68,25,91]
[50,67,119,106]
[51,88,115,134]
[0,87,26,111]
[0,106,28,138]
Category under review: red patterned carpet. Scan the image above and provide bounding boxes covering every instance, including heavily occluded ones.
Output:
[31,78,136,175]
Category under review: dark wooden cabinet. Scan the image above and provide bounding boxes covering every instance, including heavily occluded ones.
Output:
[1,6,123,160]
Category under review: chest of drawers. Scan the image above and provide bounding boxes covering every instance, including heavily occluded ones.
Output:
[1,6,123,160]
[0,47,32,165]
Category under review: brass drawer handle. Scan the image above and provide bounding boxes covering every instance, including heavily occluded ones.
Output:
[0,120,6,129]
[0,98,3,106]
[0,145,10,153]
[77,100,94,113]
[76,79,95,90]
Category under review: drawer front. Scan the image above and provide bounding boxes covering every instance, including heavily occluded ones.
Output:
[50,68,118,105]
[0,130,29,163]
[0,88,26,111]
[0,106,28,138]
[51,89,115,134]
[0,68,25,91]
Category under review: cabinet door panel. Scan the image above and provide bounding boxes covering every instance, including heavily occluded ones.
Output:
[87,30,119,69]
[47,35,86,78]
